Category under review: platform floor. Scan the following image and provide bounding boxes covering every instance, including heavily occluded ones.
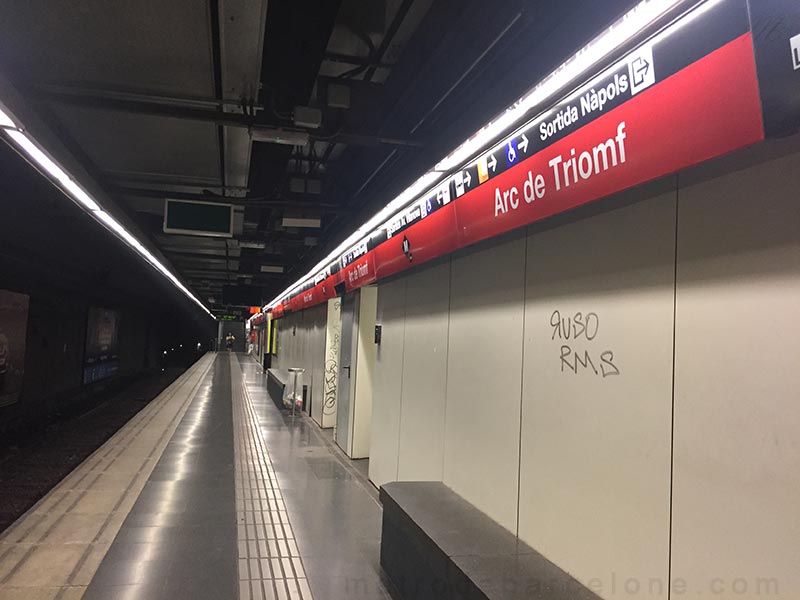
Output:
[0,353,393,600]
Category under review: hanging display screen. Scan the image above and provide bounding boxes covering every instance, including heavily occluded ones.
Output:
[163,199,234,238]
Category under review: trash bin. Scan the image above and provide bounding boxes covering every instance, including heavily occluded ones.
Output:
[283,368,305,415]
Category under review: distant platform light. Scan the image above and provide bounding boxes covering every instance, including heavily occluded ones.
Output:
[251,127,309,146]
[260,265,284,274]
[281,217,321,229]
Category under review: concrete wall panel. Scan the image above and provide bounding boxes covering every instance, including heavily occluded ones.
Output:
[369,278,407,487]
[672,147,800,599]
[519,187,677,596]
[397,260,451,482]
[443,232,526,532]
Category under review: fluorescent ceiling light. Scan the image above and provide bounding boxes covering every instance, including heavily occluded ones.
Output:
[251,127,310,146]
[6,130,64,181]
[435,0,683,172]
[6,132,101,212]
[266,170,444,309]
[5,129,102,211]
[0,106,16,129]
[2,123,213,317]
[265,0,691,311]
[61,178,102,212]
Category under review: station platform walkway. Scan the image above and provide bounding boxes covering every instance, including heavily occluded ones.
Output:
[0,353,393,600]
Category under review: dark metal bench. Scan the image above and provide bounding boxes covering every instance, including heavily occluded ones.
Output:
[266,368,308,412]
[380,482,601,600]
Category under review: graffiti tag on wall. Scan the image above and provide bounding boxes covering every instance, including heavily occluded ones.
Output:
[322,300,341,416]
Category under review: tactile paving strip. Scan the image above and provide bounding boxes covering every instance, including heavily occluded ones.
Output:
[230,355,313,600]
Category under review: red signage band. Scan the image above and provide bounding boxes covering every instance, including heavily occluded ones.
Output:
[452,32,764,247]
[374,202,460,280]
[342,251,377,292]
[289,295,303,313]
[274,32,765,317]
[321,275,337,301]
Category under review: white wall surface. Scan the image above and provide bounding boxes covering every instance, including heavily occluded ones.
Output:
[518,186,676,596]
[351,285,378,458]
[369,260,452,488]
[369,278,406,487]
[443,232,526,532]
[272,308,326,418]
[671,145,800,599]
[397,260,450,482]
[280,136,800,600]
[305,303,326,422]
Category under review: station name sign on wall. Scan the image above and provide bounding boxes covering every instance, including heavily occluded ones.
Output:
[271,0,800,317]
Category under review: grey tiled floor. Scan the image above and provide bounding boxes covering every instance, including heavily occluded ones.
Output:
[83,353,237,600]
[237,355,393,600]
[0,353,216,600]
[68,353,394,600]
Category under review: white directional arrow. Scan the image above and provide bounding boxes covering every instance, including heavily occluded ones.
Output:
[464,170,472,187]
[632,56,650,86]
[519,133,529,153]
[488,154,497,172]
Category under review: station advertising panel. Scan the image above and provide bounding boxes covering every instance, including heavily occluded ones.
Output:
[83,307,120,385]
[270,0,800,318]
[0,290,30,407]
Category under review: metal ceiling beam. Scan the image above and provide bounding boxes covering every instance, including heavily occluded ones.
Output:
[165,249,237,260]
[182,266,279,276]
[326,132,423,148]
[364,0,416,81]
[33,86,422,148]
[286,155,335,164]
[31,83,262,111]
[106,173,246,191]
[188,281,224,287]
[112,185,346,210]
[322,51,395,69]
[39,92,252,127]
[165,249,285,262]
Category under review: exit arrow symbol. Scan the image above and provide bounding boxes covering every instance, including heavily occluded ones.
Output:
[519,134,529,153]
[633,56,650,85]
[488,154,497,172]
[464,170,472,187]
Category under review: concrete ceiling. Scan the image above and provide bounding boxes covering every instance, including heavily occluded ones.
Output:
[0,0,639,318]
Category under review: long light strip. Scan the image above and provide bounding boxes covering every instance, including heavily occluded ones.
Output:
[434,0,684,172]
[265,0,693,311]
[266,170,444,307]
[5,130,101,211]
[1,116,214,317]
[472,0,726,178]
[0,107,15,129]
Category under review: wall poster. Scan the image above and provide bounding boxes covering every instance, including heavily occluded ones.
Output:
[0,290,30,407]
[83,307,120,384]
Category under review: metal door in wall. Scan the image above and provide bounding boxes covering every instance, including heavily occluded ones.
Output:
[335,292,357,454]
